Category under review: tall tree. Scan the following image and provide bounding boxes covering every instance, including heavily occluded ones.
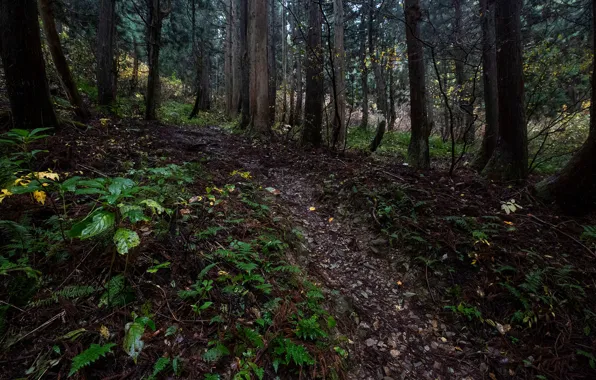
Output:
[145,0,171,120]
[249,0,270,134]
[482,0,528,180]
[473,0,498,171]
[97,0,117,107]
[238,0,250,128]
[405,0,430,168]
[331,0,346,148]
[0,0,58,130]
[359,10,369,130]
[268,0,278,124]
[535,2,596,214]
[302,0,323,147]
[225,0,234,116]
[38,0,90,120]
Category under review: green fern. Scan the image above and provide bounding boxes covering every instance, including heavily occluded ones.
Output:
[272,338,314,371]
[203,342,230,362]
[147,357,170,380]
[69,343,115,377]
[30,285,97,307]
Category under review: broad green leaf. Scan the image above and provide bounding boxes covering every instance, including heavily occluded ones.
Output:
[147,261,171,273]
[119,204,149,223]
[123,322,145,363]
[69,210,115,239]
[113,228,140,255]
[29,127,54,137]
[141,199,165,214]
[60,176,83,192]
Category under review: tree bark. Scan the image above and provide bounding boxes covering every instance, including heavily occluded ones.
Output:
[131,37,140,95]
[189,49,211,119]
[301,0,323,147]
[473,0,498,171]
[268,0,278,125]
[535,1,596,215]
[0,0,58,130]
[359,10,369,130]
[294,0,304,127]
[331,0,346,149]
[239,0,250,128]
[38,0,90,120]
[281,1,288,124]
[97,0,116,107]
[225,0,234,116]
[249,0,270,134]
[405,0,430,169]
[482,0,528,180]
[145,0,170,121]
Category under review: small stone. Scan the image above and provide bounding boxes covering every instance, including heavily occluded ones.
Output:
[365,338,378,347]
[433,361,442,370]
[431,342,439,349]
[424,345,430,351]
[414,362,423,368]
[390,349,401,358]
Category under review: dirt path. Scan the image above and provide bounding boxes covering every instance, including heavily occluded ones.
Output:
[166,125,483,379]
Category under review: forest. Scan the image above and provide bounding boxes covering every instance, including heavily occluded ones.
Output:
[0,0,595,379]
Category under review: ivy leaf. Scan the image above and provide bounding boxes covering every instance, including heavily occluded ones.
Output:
[69,210,115,239]
[113,228,140,255]
[123,321,145,363]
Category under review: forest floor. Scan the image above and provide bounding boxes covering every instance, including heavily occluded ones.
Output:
[1,118,596,380]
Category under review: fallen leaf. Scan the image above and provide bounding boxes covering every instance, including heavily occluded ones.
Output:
[328,217,334,223]
[309,207,316,211]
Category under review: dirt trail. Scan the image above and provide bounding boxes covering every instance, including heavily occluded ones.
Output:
[167,125,483,380]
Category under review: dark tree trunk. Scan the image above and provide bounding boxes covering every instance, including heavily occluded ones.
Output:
[39,0,90,120]
[145,0,170,121]
[302,0,323,147]
[248,0,270,133]
[359,10,369,130]
[535,2,596,215]
[389,69,397,129]
[189,50,211,119]
[239,0,250,129]
[268,0,277,125]
[131,38,140,95]
[405,0,430,169]
[0,0,58,130]
[473,0,498,171]
[97,0,116,107]
[482,0,528,180]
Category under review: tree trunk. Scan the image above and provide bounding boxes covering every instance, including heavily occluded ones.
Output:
[249,0,270,134]
[97,0,116,107]
[294,0,304,127]
[359,10,369,130]
[473,0,498,171]
[389,69,397,129]
[482,0,527,180]
[131,38,140,95]
[281,1,288,124]
[268,0,277,125]
[225,0,234,116]
[302,0,323,147]
[145,0,170,121]
[0,0,58,131]
[239,0,250,128]
[38,0,90,120]
[535,2,596,215]
[189,49,211,119]
[331,0,346,149]
[405,0,430,169]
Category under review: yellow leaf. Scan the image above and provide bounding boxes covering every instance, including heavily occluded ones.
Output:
[309,207,316,211]
[328,217,334,223]
[0,189,13,203]
[99,325,110,339]
[504,221,514,225]
[33,191,47,205]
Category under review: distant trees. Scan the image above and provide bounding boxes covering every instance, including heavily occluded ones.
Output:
[482,0,528,180]
[404,0,430,169]
[97,0,117,107]
[0,0,58,130]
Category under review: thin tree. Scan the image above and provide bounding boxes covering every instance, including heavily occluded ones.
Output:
[331,0,346,149]
[535,2,596,214]
[302,0,323,147]
[472,0,498,171]
[359,10,369,130]
[0,0,58,130]
[268,0,278,125]
[145,0,171,120]
[482,0,528,180]
[404,0,430,168]
[249,0,270,134]
[238,0,250,128]
[39,0,90,120]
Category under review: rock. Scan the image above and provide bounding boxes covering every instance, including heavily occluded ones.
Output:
[365,338,378,347]
[431,342,439,349]
[433,361,442,370]
[390,349,401,358]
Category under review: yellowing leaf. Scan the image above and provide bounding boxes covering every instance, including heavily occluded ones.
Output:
[99,325,110,339]
[0,189,13,203]
[328,217,334,223]
[309,207,316,211]
[33,190,47,205]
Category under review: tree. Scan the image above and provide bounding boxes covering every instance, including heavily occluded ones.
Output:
[238,0,250,128]
[97,0,117,107]
[38,0,90,120]
[404,0,430,169]
[145,0,171,120]
[331,0,346,149]
[268,0,277,125]
[301,0,323,147]
[472,0,498,171]
[535,2,596,215]
[482,0,528,180]
[0,0,58,130]
[249,0,270,134]
[359,10,369,130]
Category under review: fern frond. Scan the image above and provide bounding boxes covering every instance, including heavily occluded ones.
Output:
[69,343,115,377]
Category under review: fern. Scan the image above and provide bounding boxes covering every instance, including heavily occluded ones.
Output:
[295,315,327,341]
[272,338,314,371]
[30,285,97,308]
[69,343,115,377]
[239,326,264,349]
[203,342,230,362]
[147,357,170,380]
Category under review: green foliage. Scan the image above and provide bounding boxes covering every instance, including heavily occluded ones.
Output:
[445,303,483,322]
[295,315,327,341]
[123,315,155,364]
[148,357,171,380]
[272,338,315,371]
[30,285,97,308]
[69,343,115,377]
[203,342,230,362]
[99,274,134,308]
